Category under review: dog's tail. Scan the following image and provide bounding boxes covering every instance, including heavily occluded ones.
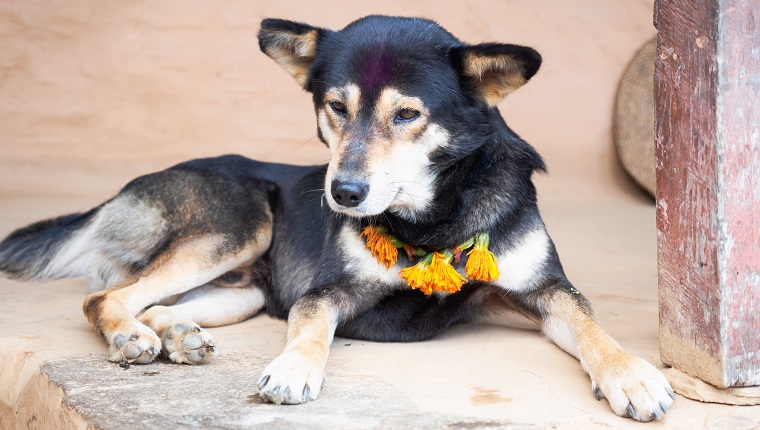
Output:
[0,206,102,281]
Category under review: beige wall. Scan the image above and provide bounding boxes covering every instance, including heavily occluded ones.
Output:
[0,0,655,198]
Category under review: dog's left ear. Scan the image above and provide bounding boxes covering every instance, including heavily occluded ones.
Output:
[451,43,542,106]
[258,18,327,89]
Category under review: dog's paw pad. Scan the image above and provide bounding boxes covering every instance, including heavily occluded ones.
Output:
[257,351,324,405]
[164,323,217,364]
[109,328,161,365]
[592,355,674,421]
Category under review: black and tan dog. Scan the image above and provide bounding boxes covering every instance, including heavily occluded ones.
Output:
[0,16,674,421]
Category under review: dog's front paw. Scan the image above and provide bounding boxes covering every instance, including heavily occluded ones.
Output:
[163,322,217,364]
[591,355,675,421]
[257,351,325,405]
[107,323,162,365]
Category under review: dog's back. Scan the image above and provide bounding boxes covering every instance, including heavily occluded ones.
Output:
[0,155,277,291]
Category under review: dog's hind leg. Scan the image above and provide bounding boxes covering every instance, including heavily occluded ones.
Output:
[138,276,266,364]
[83,233,270,365]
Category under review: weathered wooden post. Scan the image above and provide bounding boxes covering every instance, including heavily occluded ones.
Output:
[654,0,759,391]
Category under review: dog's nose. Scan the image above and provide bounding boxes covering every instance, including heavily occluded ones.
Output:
[331,179,369,208]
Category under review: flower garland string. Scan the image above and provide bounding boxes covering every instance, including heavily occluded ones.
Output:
[360,226,499,295]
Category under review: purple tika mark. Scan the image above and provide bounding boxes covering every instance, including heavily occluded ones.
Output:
[360,44,398,94]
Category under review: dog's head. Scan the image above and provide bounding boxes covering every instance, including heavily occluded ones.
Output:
[259,16,540,220]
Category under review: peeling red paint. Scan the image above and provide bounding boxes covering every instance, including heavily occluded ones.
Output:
[655,0,760,388]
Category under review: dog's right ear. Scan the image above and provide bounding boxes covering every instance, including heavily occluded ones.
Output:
[258,18,326,90]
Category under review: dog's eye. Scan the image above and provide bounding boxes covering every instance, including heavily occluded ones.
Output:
[329,101,347,115]
[395,108,420,122]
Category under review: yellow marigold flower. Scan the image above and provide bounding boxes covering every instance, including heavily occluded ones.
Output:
[400,252,467,295]
[399,254,434,295]
[465,233,499,282]
[360,226,398,269]
[428,251,467,293]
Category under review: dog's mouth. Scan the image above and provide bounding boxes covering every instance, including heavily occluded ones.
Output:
[324,171,435,221]
[325,178,400,218]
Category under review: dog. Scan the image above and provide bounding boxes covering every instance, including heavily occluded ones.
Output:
[0,15,674,421]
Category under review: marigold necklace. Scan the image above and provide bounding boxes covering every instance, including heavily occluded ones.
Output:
[360,226,499,295]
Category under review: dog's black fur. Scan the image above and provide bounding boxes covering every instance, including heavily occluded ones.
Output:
[0,15,673,421]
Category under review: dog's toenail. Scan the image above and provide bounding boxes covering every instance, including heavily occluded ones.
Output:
[592,384,603,401]
[258,375,270,389]
[666,387,675,400]
[659,401,669,414]
[192,326,201,333]
[652,406,663,420]
[129,334,139,341]
[303,384,310,400]
[626,403,635,419]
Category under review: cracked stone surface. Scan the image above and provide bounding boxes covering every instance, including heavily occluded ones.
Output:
[41,352,529,430]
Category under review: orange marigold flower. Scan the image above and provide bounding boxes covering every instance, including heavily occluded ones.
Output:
[465,233,499,282]
[360,226,398,269]
[428,252,467,293]
[400,252,467,295]
[399,254,434,295]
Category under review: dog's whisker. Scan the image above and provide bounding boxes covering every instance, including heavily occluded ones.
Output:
[285,135,320,157]
[390,180,425,185]
[302,188,326,195]
[395,189,424,200]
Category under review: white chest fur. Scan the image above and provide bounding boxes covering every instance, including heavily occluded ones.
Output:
[338,225,405,285]
[492,228,551,292]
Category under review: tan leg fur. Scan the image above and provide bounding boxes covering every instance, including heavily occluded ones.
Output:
[542,292,674,421]
[82,233,269,365]
[257,299,338,404]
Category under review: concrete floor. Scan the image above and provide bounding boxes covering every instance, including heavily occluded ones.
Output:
[2,190,760,429]
[1,1,759,429]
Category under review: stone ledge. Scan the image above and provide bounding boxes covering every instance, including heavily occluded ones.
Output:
[32,351,531,430]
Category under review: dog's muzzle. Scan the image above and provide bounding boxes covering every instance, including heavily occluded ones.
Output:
[330,179,369,208]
